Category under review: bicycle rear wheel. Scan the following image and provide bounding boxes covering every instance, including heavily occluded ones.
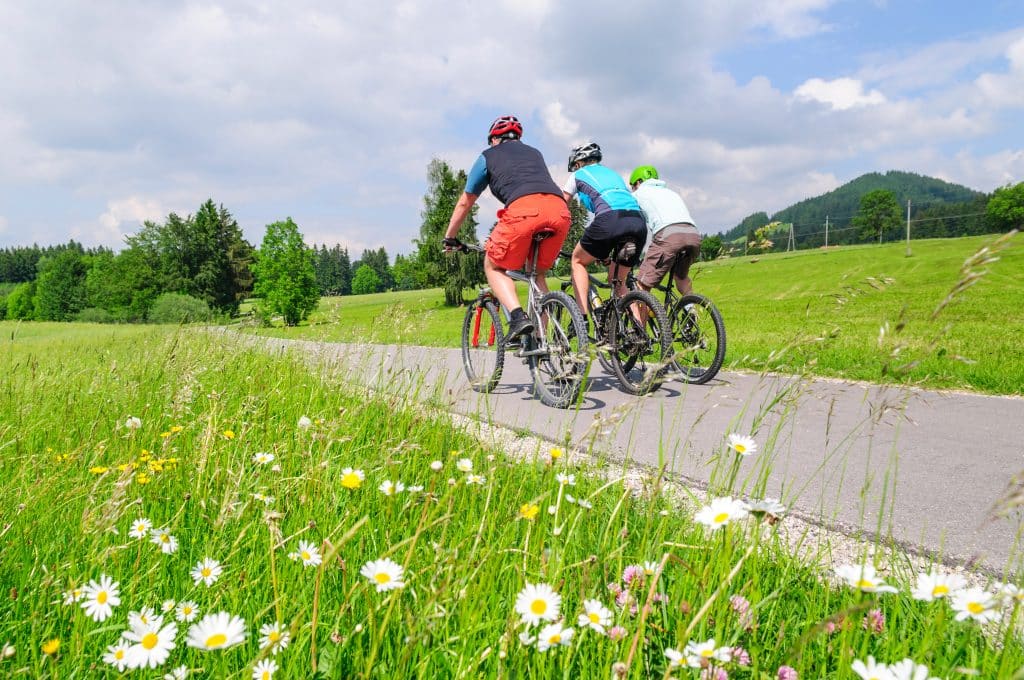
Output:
[461,297,505,392]
[669,293,726,385]
[529,291,589,409]
[605,290,671,395]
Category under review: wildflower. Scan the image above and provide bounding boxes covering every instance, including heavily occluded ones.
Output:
[253,492,275,506]
[622,565,644,587]
[555,473,576,486]
[89,466,109,474]
[576,498,593,510]
[430,460,443,471]
[128,607,159,629]
[518,631,536,646]
[258,621,290,655]
[63,586,84,604]
[466,474,485,485]
[641,561,661,577]
[665,647,684,668]
[191,557,223,587]
[727,433,757,456]
[514,583,561,626]
[747,497,787,520]
[731,646,751,665]
[379,479,405,496]
[701,668,729,680]
[1,642,14,658]
[125,416,142,430]
[684,639,732,668]
[951,587,999,623]
[360,558,405,592]
[851,656,895,680]
[862,608,885,633]
[41,638,60,656]
[185,612,247,651]
[694,496,749,530]
[536,622,574,652]
[994,581,1024,606]
[340,467,365,489]
[135,472,151,485]
[730,594,755,629]
[253,452,275,465]
[123,619,177,669]
[81,574,121,622]
[102,642,131,671]
[888,659,940,680]
[456,458,473,472]
[911,571,966,601]
[834,564,898,594]
[164,666,189,680]
[577,598,612,634]
[777,666,798,680]
[253,659,278,680]
[161,599,176,613]
[297,416,312,430]
[288,540,323,568]
[607,625,627,641]
[176,601,199,622]
[150,528,179,554]
[549,447,564,460]
[407,485,424,493]
[519,503,540,521]
[222,430,235,440]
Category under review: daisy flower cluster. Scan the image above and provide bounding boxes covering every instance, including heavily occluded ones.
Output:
[851,655,941,680]
[514,583,575,653]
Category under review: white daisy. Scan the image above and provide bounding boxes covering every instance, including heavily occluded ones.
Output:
[852,656,896,680]
[164,664,190,679]
[407,485,424,493]
[102,641,131,671]
[747,497,787,519]
[379,479,405,496]
[360,558,405,592]
[835,564,898,594]
[81,574,121,622]
[683,638,731,668]
[536,622,573,652]
[123,619,177,669]
[127,606,160,629]
[456,458,473,472]
[577,598,612,634]
[951,587,999,623]
[995,581,1024,606]
[641,561,661,577]
[175,601,199,622]
[253,451,275,465]
[63,586,85,605]
[889,658,940,680]
[185,611,247,651]
[253,658,278,680]
[577,498,593,510]
[258,621,291,655]
[161,599,176,613]
[518,631,536,646]
[555,473,576,486]
[340,467,365,490]
[288,540,323,568]
[129,518,153,539]
[514,583,561,626]
[665,647,684,668]
[253,492,275,506]
[466,474,486,485]
[297,415,312,430]
[125,416,142,430]
[150,528,179,554]
[910,571,967,602]
[190,558,223,587]
[727,433,758,456]
[694,496,749,530]
[430,460,443,471]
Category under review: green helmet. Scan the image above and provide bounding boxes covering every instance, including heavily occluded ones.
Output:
[629,165,659,185]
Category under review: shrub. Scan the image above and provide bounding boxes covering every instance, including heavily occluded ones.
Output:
[75,307,116,324]
[6,282,35,320]
[148,293,212,324]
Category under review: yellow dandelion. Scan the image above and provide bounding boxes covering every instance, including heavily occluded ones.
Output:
[160,431,172,438]
[170,425,183,433]
[89,466,109,474]
[135,472,151,485]
[519,504,540,521]
[222,430,235,440]
[549,447,564,460]
[41,638,60,656]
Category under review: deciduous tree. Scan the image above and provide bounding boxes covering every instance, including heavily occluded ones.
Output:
[252,218,319,326]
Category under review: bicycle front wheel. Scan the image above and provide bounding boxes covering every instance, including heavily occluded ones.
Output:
[461,297,505,392]
[669,293,726,385]
[528,291,589,409]
[605,290,672,395]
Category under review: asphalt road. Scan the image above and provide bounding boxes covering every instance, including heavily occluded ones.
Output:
[252,335,1024,574]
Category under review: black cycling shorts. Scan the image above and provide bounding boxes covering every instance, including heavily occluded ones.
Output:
[579,210,648,265]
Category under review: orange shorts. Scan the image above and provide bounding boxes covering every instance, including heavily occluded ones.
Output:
[484,193,571,271]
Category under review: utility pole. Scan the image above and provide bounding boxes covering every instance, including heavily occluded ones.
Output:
[905,199,912,257]
[787,223,795,251]
[824,215,829,248]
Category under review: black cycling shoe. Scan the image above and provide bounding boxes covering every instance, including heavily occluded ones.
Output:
[504,315,535,346]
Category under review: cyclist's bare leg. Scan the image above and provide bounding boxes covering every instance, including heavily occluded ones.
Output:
[484,256,523,314]
[570,244,597,315]
[674,274,693,296]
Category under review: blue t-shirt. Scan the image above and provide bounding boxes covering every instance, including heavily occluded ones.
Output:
[563,164,639,215]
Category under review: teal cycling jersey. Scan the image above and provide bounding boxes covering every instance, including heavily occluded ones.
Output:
[563,164,639,214]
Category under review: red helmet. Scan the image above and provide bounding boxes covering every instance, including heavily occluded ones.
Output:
[488,115,523,142]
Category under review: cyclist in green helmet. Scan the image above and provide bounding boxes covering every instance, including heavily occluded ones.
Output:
[629,165,702,296]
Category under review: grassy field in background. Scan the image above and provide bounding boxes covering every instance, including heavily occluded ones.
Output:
[245,233,1024,395]
[3,323,1023,678]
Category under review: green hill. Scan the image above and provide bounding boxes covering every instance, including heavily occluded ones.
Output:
[721,171,985,245]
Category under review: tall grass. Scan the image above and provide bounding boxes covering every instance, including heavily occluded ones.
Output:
[2,322,1023,678]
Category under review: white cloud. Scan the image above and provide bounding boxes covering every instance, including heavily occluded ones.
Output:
[540,102,580,142]
[793,77,887,110]
[974,36,1024,108]
[90,196,168,247]
[0,216,8,236]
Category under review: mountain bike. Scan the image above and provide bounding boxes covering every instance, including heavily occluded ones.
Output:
[560,241,671,396]
[650,261,726,384]
[456,232,589,409]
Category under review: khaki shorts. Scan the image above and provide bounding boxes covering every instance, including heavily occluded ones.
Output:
[636,226,701,288]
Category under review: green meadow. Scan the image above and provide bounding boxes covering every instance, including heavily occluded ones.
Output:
[2,323,1024,678]
[247,233,1024,395]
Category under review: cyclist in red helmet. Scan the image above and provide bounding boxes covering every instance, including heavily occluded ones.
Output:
[443,115,571,343]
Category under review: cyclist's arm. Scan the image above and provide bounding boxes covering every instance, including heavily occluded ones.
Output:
[560,172,577,203]
[446,154,488,239]
[445,192,479,240]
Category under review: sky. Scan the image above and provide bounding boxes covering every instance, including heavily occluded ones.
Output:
[1,0,1022,256]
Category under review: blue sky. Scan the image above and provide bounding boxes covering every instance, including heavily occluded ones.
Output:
[0,1,1022,256]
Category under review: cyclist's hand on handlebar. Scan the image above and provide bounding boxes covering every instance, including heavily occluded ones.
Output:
[442,237,467,253]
